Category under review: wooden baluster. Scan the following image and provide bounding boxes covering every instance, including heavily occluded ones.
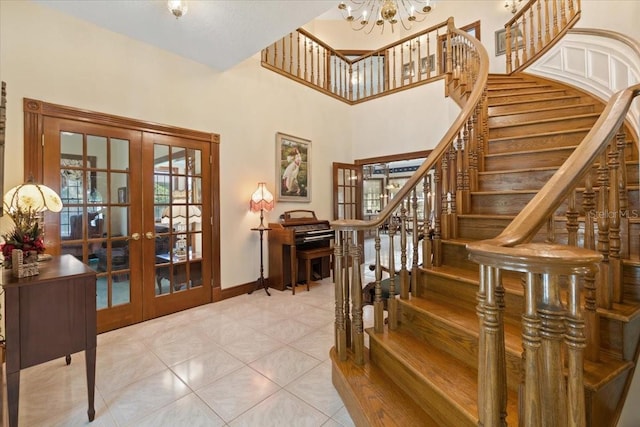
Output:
[506,24,513,74]
[392,48,397,90]
[388,220,398,329]
[349,231,364,365]
[373,230,384,333]
[582,171,600,362]
[446,30,453,75]
[560,0,568,27]
[521,272,542,426]
[433,163,442,266]
[566,274,586,427]
[469,111,478,192]
[528,8,535,59]
[536,0,543,52]
[347,64,353,102]
[296,33,301,78]
[427,33,432,79]
[423,176,433,268]
[538,273,568,427]
[400,201,410,300]
[481,265,502,427]
[281,37,286,71]
[303,37,308,82]
[462,119,471,213]
[544,0,551,43]
[288,33,293,74]
[334,231,347,361]
[608,140,623,303]
[316,45,320,87]
[616,130,630,259]
[495,269,508,425]
[566,190,579,247]
[477,264,487,427]
[310,42,315,86]
[441,150,450,240]
[449,143,458,238]
[552,0,559,36]
[597,151,611,309]
[273,40,278,71]
[411,188,419,296]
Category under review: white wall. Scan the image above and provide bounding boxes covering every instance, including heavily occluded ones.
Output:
[0,1,455,289]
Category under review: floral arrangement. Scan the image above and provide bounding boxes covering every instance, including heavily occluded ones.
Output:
[1,204,46,264]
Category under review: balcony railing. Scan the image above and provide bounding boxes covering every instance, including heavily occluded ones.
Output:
[262,19,454,104]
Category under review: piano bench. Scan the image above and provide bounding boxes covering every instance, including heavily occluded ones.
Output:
[295,246,334,295]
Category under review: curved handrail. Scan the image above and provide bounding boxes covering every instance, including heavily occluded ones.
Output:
[569,28,640,54]
[469,83,640,249]
[332,18,490,231]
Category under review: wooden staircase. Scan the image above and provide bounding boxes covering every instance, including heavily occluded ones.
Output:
[331,74,640,426]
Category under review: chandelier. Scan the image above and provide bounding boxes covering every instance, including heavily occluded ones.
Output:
[167,0,188,18]
[338,0,433,33]
[505,0,523,14]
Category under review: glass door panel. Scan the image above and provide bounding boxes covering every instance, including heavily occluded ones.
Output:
[44,118,143,332]
[143,132,211,319]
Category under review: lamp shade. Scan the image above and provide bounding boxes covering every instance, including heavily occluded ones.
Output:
[161,202,202,225]
[3,180,63,213]
[249,182,274,213]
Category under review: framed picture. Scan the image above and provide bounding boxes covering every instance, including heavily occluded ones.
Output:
[495,25,523,56]
[276,132,311,202]
[402,61,415,80]
[420,54,436,74]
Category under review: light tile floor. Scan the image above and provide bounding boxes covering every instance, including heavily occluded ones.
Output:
[8,276,379,427]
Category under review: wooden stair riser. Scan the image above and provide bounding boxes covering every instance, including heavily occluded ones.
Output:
[440,242,478,271]
[484,147,576,170]
[598,314,640,362]
[623,260,640,302]
[478,168,557,191]
[368,336,477,427]
[479,162,638,191]
[470,189,639,216]
[489,114,600,139]
[488,104,601,128]
[586,372,632,427]
[417,270,524,321]
[488,95,586,115]
[487,85,555,96]
[397,301,523,391]
[488,129,587,154]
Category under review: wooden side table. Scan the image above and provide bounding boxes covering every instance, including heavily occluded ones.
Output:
[2,255,97,426]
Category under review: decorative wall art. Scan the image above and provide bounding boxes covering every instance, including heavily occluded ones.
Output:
[276,132,311,202]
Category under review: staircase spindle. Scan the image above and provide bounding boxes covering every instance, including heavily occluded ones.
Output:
[544,0,551,43]
[597,151,611,309]
[349,231,364,365]
[538,274,568,427]
[411,188,419,296]
[566,274,587,427]
[521,272,542,427]
[566,190,579,247]
[334,231,347,361]
[608,139,623,303]
[400,201,410,299]
[373,230,384,333]
[616,130,630,259]
[388,220,399,329]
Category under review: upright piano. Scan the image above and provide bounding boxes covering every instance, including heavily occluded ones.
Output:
[268,210,333,291]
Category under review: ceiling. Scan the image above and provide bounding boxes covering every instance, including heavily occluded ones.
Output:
[32,0,339,72]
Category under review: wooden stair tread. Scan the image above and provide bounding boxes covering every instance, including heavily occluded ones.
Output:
[487,88,568,99]
[489,112,601,130]
[488,94,583,108]
[423,265,524,296]
[478,166,558,175]
[330,348,440,426]
[489,102,600,118]
[598,301,640,322]
[367,327,519,425]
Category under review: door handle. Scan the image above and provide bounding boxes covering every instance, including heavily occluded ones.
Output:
[145,232,155,240]
[130,232,141,241]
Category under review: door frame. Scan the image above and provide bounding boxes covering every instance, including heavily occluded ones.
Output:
[23,98,222,330]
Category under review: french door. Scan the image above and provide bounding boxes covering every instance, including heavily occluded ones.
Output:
[41,116,214,332]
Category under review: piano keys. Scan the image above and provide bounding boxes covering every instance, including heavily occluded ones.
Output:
[267,210,333,291]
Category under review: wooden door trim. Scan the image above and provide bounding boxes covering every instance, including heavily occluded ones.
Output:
[24,98,220,181]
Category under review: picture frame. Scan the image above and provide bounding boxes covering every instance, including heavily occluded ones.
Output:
[495,25,523,56]
[276,132,311,202]
[402,61,415,80]
[420,54,436,74]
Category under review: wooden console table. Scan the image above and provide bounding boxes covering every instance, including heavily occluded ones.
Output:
[2,255,97,426]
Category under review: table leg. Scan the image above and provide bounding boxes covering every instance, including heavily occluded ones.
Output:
[85,347,96,422]
[7,370,19,427]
